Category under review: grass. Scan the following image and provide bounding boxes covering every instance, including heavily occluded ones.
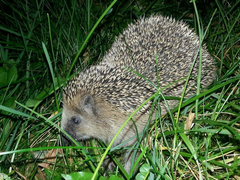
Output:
[0,0,240,179]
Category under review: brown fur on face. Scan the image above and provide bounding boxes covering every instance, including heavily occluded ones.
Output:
[61,94,150,147]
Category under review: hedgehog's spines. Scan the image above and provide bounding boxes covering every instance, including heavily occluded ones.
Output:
[63,14,215,113]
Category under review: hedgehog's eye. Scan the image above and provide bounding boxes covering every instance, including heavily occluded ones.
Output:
[71,116,81,125]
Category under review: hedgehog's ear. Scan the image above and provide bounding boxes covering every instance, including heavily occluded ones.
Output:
[81,94,96,115]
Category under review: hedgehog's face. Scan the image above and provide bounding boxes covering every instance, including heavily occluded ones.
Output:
[61,94,99,143]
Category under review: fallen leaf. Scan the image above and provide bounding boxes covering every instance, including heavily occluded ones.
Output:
[184,109,195,131]
[38,149,63,169]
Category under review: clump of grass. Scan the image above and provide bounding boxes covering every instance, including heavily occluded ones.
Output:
[0,0,239,179]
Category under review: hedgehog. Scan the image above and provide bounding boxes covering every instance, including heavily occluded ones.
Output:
[61,15,216,172]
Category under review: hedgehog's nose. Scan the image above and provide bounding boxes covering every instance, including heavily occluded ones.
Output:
[61,129,76,145]
[61,133,72,145]
[61,126,76,145]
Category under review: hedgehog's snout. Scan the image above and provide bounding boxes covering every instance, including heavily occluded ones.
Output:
[61,133,72,145]
[61,126,77,145]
